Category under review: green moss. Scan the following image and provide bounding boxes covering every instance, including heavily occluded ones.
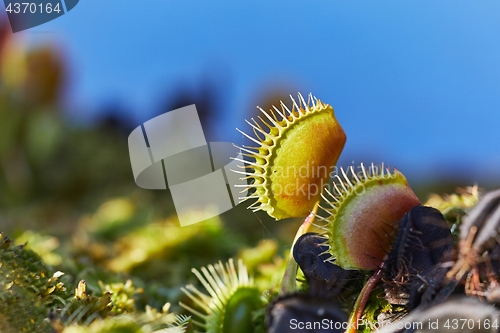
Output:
[61,316,143,333]
[99,280,138,315]
[358,288,405,333]
[0,232,68,332]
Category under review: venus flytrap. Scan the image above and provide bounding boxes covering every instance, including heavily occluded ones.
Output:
[231,93,425,332]
[234,93,347,296]
[317,164,420,270]
[234,93,346,220]
[180,259,265,333]
[316,165,420,333]
[182,92,493,333]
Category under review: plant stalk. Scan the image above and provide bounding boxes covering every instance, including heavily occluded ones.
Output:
[279,202,319,295]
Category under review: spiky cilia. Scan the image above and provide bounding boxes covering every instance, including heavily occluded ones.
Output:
[316,163,420,270]
[180,259,265,333]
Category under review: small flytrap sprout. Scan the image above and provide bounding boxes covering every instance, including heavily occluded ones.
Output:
[180,259,265,333]
[234,93,346,220]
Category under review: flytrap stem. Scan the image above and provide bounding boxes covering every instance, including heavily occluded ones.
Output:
[279,202,320,295]
[345,264,384,333]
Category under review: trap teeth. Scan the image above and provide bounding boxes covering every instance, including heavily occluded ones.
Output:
[319,164,420,270]
[180,259,264,333]
[234,93,346,220]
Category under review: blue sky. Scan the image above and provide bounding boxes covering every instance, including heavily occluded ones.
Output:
[4,0,500,185]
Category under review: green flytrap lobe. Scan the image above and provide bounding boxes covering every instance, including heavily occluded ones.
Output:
[316,163,421,270]
[180,259,265,333]
[233,93,346,220]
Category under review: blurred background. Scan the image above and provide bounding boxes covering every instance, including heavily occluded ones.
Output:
[0,0,499,314]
